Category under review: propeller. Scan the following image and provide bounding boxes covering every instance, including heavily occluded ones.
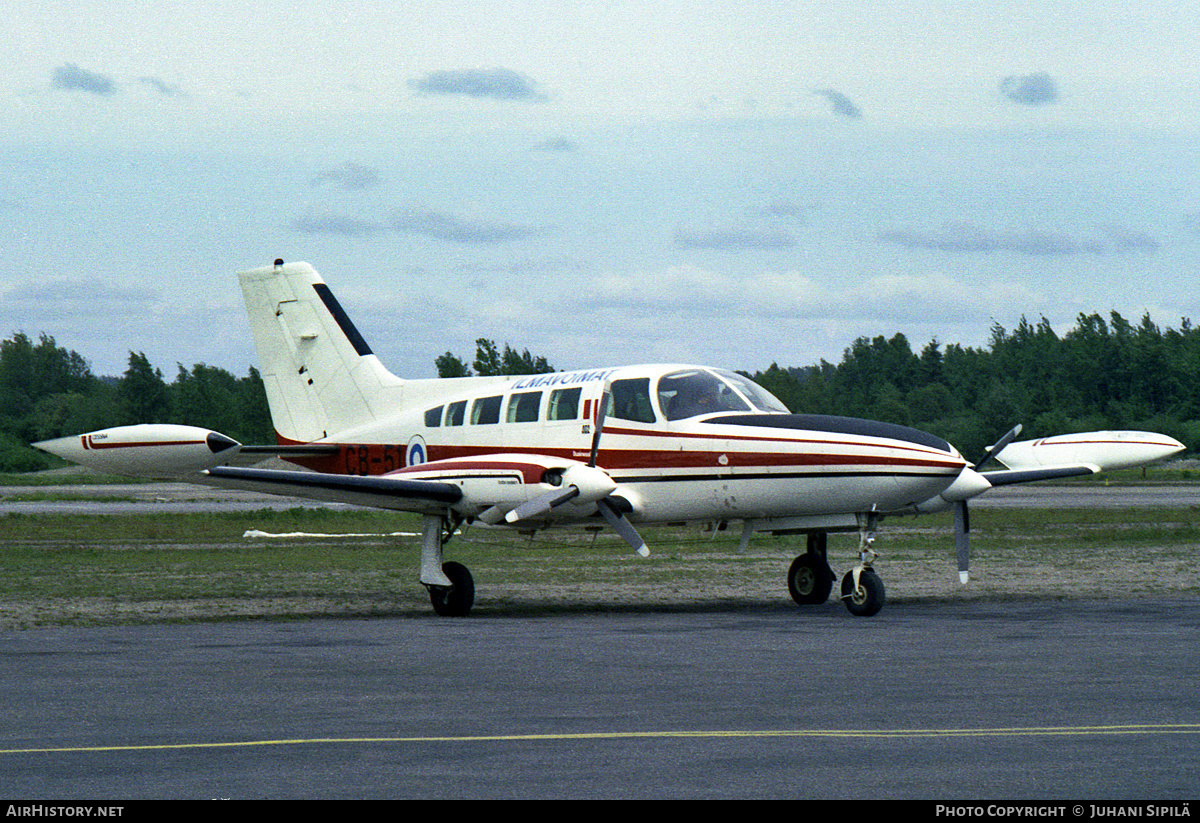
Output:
[504,482,582,523]
[974,423,1022,472]
[506,382,650,557]
[954,424,1023,584]
[598,497,650,557]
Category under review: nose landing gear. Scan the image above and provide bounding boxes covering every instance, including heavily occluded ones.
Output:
[785,514,887,617]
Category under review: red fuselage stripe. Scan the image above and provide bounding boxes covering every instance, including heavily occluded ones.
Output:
[86,438,206,450]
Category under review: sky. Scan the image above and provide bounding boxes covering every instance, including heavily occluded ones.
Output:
[3,1,1200,381]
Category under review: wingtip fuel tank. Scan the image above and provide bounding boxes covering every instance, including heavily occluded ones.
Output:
[994,431,1185,473]
[33,424,241,477]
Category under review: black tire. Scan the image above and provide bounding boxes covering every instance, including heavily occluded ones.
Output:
[840,569,885,617]
[429,561,475,617]
[787,554,833,605]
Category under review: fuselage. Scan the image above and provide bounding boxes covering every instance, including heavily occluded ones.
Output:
[283,363,969,526]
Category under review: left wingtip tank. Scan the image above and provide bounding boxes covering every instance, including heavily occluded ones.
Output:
[33,424,241,477]
[994,430,1185,473]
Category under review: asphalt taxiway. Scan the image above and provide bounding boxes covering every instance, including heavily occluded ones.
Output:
[1,597,1197,799]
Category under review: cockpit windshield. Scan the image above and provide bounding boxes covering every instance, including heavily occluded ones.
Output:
[715,370,790,414]
[656,369,788,420]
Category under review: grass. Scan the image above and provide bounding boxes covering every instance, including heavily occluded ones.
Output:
[2,500,1199,628]
[0,471,155,486]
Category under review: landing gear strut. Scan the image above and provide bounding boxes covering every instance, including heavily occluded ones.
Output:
[840,568,885,617]
[419,514,474,617]
[840,513,885,617]
[785,518,887,616]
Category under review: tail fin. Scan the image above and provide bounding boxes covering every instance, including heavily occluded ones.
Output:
[238,260,404,443]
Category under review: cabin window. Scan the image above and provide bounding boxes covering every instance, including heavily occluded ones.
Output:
[424,406,443,427]
[547,387,581,420]
[607,377,656,424]
[507,391,542,423]
[471,395,502,425]
[658,369,752,420]
[446,400,467,426]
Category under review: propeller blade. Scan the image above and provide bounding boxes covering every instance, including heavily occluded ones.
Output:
[505,486,581,523]
[974,423,1023,471]
[953,499,970,584]
[597,498,650,557]
[589,381,612,468]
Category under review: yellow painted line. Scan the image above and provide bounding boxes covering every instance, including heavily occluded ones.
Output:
[2,724,1198,755]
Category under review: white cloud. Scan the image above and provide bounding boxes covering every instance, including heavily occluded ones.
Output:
[310,161,381,191]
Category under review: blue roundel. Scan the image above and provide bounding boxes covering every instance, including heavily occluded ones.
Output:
[406,437,426,467]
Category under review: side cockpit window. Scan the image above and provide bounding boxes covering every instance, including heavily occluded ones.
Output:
[657,370,752,420]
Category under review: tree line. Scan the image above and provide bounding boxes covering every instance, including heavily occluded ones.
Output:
[0,333,271,472]
[747,311,1200,461]
[3,311,1198,472]
[435,339,555,378]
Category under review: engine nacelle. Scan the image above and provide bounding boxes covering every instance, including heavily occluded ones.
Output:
[392,454,619,522]
[994,431,1185,473]
[33,424,241,477]
[909,467,995,514]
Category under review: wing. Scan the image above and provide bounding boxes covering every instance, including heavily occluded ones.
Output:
[980,463,1100,487]
[914,428,1184,585]
[202,465,462,515]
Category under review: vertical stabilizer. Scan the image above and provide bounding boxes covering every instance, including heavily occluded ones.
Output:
[238,261,403,443]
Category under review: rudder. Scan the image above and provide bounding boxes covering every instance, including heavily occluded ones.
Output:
[238,260,403,443]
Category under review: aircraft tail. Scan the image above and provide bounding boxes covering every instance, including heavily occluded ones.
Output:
[238,260,404,443]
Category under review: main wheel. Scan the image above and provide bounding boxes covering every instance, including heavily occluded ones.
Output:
[840,569,885,617]
[787,554,834,605]
[429,561,475,617]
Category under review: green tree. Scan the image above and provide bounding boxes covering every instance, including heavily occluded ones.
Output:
[117,352,170,425]
[466,340,555,377]
[435,352,472,378]
[501,344,553,375]
[473,339,503,376]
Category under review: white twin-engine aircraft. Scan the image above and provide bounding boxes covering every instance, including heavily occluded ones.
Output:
[35,260,1185,617]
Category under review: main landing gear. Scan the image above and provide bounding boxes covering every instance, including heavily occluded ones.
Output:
[419,514,475,617]
[786,518,886,617]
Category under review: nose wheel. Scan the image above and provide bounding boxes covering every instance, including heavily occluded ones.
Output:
[840,568,885,617]
[839,513,885,617]
[785,519,887,616]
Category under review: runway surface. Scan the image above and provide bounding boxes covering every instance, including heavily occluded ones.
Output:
[2,597,1197,799]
